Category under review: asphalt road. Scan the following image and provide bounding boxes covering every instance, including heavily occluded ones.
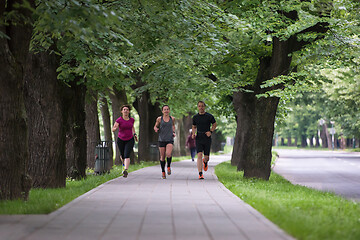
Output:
[273,149,360,201]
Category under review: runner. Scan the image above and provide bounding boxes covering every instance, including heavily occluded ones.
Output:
[112,105,138,178]
[154,105,175,179]
[186,129,196,161]
[192,101,216,179]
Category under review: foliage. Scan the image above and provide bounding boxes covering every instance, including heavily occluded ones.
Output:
[31,0,132,90]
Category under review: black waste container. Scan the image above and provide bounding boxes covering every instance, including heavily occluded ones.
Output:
[95,141,112,174]
[149,142,159,161]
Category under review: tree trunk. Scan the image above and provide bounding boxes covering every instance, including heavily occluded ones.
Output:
[233,91,279,179]
[173,120,182,157]
[211,131,225,153]
[24,51,67,188]
[85,90,100,169]
[179,120,187,157]
[301,135,307,148]
[323,123,332,150]
[65,81,87,180]
[287,136,292,146]
[231,115,242,167]
[109,87,128,165]
[320,125,328,148]
[99,96,113,168]
[232,36,295,180]
[315,132,320,147]
[309,135,314,147]
[133,90,161,162]
[0,0,35,200]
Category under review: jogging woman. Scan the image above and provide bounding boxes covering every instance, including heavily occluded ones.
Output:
[154,105,175,179]
[112,105,138,178]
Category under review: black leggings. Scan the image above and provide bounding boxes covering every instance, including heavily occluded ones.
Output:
[117,137,135,159]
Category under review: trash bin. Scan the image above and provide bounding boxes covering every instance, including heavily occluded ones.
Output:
[94,141,112,174]
[149,142,159,161]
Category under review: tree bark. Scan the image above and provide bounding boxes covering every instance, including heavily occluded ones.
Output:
[85,90,100,169]
[211,131,225,153]
[133,90,161,162]
[323,123,332,150]
[109,87,128,165]
[315,132,320,147]
[287,136,292,146]
[173,120,182,157]
[231,115,242,167]
[99,96,113,168]
[309,135,314,147]
[24,51,67,188]
[301,135,307,147]
[232,36,294,179]
[320,125,328,148]
[233,91,279,179]
[65,81,87,180]
[0,0,35,200]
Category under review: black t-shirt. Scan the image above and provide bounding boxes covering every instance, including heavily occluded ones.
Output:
[192,112,216,134]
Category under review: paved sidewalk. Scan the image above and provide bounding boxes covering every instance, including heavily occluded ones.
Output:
[0,154,294,240]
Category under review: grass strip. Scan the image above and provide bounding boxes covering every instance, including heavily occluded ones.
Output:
[215,161,360,240]
[0,161,158,214]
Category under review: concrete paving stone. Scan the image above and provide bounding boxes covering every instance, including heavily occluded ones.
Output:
[0,154,294,240]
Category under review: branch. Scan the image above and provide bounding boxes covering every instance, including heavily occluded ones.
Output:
[292,21,329,52]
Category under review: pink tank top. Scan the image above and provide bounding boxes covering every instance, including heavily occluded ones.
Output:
[116,117,135,141]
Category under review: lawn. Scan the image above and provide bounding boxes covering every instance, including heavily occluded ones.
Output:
[215,160,360,240]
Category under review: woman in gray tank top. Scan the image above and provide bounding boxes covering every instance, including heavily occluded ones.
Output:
[154,105,175,179]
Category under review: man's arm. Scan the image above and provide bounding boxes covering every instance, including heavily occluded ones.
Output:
[210,122,217,133]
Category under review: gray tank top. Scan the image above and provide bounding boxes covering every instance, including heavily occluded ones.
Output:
[158,116,174,142]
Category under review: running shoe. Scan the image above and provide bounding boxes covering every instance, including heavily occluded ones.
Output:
[167,167,171,175]
[199,172,204,180]
[123,169,128,178]
[203,159,208,171]
[162,172,166,179]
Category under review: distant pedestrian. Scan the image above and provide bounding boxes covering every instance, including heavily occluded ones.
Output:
[186,129,196,161]
[154,105,175,179]
[192,101,216,179]
[112,105,138,178]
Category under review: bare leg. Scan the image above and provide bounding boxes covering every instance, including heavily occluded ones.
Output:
[159,147,166,174]
[124,158,130,170]
[159,147,166,161]
[197,152,203,172]
[166,144,173,158]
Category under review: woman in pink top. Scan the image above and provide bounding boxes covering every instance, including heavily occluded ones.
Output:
[112,105,138,178]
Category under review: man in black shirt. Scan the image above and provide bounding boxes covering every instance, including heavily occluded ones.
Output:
[192,101,217,179]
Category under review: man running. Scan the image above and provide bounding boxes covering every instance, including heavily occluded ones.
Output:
[192,101,216,179]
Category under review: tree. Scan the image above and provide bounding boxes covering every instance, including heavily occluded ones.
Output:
[0,0,35,200]
[85,89,100,169]
[24,50,67,188]
[209,0,360,179]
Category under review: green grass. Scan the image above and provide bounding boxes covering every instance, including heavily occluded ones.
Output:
[0,161,158,214]
[215,161,360,240]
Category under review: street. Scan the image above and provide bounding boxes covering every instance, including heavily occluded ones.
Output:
[273,149,360,201]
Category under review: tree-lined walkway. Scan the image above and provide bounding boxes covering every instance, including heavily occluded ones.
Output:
[0,155,293,240]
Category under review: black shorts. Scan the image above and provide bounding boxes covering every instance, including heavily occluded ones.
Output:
[158,141,174,148]
[196,136,211,156]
